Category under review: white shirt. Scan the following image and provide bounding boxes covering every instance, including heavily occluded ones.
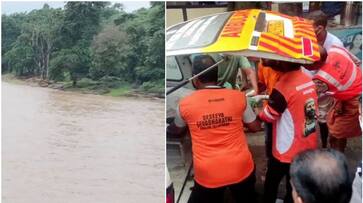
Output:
[323,32,344,51]
[302,32,344,78]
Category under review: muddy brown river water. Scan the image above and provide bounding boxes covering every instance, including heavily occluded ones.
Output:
[2,82,164,203]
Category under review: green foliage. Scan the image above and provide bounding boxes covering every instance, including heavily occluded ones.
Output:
[140,79,165,94]
[2,2,164,95]
[107,86,131,97]
[60,2,109,48]
[112,2,165,84]
[49,47,91,85]
[2,13,25,56]
[90,25,130,80]
[3,36,36,76]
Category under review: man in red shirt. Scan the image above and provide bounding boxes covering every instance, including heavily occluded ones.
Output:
[306,45,362,152]
[171,55,261,203]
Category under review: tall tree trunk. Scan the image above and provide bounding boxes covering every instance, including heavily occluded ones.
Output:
[45,43,52,80]
[40,38,46,80]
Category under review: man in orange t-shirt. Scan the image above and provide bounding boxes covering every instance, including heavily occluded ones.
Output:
[257,61,283,96]
[172,55,261,203]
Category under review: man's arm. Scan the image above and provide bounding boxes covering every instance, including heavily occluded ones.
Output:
[167,105,187,136]
[243,101,261,132]
[243,67,259,95]
[259,88,287,122]
[240,56,258,95]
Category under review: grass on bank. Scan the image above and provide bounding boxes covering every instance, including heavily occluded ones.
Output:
[2,73,164,98]
[106,86,131,97]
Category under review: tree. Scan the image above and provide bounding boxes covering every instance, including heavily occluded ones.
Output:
[23,6,63,79]
[2,1,165,94]
[143,2,165,80]
[1,14,24,55]
[90,25,130,80]
[3,33,36,76]
[2,13,27,72]
[49,2,109,84]
[118,2,164,83]
[60,2,109,48]
[49,47,90,86]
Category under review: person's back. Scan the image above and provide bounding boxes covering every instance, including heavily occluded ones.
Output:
[259,61,318,203]
[266,69,318,162]
[290,149,352,203]
[314,45,362,101]
[179,88,254,187]
[174,54,259,203]
[311,45,362,152]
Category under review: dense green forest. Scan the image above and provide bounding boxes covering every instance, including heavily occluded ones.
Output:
[2,2,164,96]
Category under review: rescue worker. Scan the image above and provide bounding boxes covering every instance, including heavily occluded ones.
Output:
[306,45,362,152]
[256,60,283,160]
[172,55,261,203]
[305,10,346,148]
[259,59,318,203]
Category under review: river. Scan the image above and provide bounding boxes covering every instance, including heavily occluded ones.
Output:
[2,82,165,203]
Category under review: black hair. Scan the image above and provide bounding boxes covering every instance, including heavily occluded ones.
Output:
[290,149,352,203]
[281,61,301,72]
[262,59,301,72]
[192,54,218,83]
[306,10,328,28]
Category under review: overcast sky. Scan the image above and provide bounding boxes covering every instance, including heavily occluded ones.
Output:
[1,1,152,14]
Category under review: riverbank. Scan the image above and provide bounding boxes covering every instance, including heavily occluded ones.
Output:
[2,74,164,99]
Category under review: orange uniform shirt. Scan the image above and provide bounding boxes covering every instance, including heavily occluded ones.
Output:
[179,88,254,188]
[257,62,283,95]
[259,70,318,163]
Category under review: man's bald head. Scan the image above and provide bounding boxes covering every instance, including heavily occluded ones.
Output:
[290,149,352,203]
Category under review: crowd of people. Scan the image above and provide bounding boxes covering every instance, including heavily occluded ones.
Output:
[168,10,361,203]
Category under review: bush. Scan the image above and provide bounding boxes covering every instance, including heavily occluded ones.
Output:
[140,79,164,94]
[76,78,99,88]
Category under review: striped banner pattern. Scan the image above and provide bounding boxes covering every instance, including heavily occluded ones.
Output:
[257,13,320,62]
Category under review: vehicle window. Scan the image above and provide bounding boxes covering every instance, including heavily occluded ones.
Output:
[166,12,232,51]
[167,57,183,81]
